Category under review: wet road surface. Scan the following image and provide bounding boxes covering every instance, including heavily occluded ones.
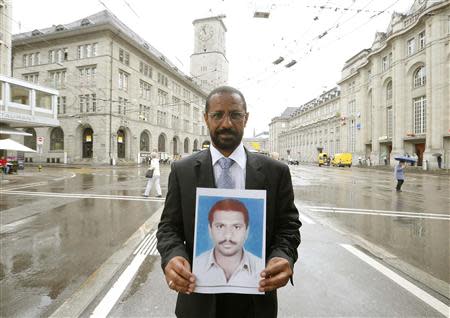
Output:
[0,165,169,317]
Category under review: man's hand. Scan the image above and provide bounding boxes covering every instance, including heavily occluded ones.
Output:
[164,256,196,294]
[258,257,293,292]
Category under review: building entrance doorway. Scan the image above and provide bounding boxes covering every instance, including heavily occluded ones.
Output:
[415,143,425,166]
[117,129,125,159]
[82,128,93,158]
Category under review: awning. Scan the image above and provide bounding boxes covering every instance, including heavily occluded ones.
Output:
[0,138,36,152]
[0,127,32,136]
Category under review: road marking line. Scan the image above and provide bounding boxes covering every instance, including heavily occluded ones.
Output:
[304,206,447,218]
[308,208,449,221]
[341,244,450,317]
[298,212,316,224]
[5,181,48,190]
[0,190,165,202]
[90,230,159,318]
[90,253,147,318]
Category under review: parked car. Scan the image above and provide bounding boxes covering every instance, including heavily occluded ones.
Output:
[331,153,353,167]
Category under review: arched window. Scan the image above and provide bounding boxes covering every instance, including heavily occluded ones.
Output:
[172,137,178,155]
[193,139,199,151]
[50,127,64,151]
[24,128,36,150]
[184,138,189,153]
[413,66,426,88]
[158,134,166,152]
[140,131,149,152]
[386,81,392,101]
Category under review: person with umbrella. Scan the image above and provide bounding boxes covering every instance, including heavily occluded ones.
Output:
[394,160,406,192]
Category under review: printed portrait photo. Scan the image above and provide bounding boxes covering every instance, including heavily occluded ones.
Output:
[193,188,266,294]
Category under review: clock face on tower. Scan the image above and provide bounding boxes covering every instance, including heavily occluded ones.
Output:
[198,24,214,41]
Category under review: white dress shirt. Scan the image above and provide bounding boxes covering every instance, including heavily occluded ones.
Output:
[194,248,263,288]
[210,143,247,189]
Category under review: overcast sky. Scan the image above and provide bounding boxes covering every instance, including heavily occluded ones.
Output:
[12,0,413,137]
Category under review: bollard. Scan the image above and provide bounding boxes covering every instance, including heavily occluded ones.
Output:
[38,165,42,172]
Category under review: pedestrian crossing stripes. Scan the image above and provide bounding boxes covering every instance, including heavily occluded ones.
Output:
[134,231,159,256]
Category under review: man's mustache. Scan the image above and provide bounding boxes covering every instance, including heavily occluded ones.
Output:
[218,239,237,245]
[217,128,237,135]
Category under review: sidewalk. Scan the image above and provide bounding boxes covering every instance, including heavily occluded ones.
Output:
[295,161,449,176]
[356,164,450,176]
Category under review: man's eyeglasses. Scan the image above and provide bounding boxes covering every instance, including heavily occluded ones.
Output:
[207,111,247,122]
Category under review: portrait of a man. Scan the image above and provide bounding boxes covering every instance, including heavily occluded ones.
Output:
[193,189,266,294]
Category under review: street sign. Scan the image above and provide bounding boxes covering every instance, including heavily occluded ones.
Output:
[37,136,45,145]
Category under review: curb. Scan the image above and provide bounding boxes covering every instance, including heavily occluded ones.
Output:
[49,205,164,318]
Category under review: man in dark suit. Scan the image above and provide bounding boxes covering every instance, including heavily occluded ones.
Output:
[157,86,301,318]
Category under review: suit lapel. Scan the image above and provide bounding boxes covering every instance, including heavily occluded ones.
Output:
[195,150,215,188]
[245,150,266,190]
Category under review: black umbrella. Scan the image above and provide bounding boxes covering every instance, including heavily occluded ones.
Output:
[394,156,416,163]
[432,153,442,157]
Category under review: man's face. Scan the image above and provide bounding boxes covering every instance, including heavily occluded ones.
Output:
[204,92,248,152]
[209,210,248,257]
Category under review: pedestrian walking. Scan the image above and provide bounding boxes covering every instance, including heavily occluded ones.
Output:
[437,155,442,169]
[156,86,301,318]
[0,156,10,174]
[143,152,162,197]
[394,160,406,192]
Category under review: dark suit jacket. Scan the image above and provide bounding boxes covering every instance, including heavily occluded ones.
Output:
[156,149,301,318]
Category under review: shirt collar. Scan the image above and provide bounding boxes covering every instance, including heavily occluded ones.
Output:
[210,143,246,170]
[205,248,252,273]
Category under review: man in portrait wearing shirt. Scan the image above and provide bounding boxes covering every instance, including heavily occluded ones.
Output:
[194,198,264,290]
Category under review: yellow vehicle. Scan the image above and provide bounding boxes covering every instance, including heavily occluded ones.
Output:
[318,153,329,166]
[331,153,353,167]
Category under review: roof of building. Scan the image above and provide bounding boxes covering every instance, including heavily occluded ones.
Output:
[280,107,298,118]
[12,10,207,95]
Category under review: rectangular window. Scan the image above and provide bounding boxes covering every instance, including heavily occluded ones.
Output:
[418,31,426,50]
[49,70,66,88]
[382,56,388,71]
[79,95,85,113]
[184,102,190,117]
[118,70,129,91]
[118,97,123,114]
[387,107,393,138]
[79,66,97,86]
[23,73,39,84]
[92,94,96,112]
[57,96,66,114]
[413,96,427,134]
[119,48,130,65]
[407,38,416,56]
[158,73,168,87]
[139,80,152,100]
[85,94,90,112]
[158,89,168,106]
[78,43,97,59]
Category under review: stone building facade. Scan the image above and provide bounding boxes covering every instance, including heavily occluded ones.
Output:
[270,0,450,169]
[271,88,341,162]
[12,11,228,164]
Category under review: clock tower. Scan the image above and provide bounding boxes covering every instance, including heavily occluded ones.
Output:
[190,15,228,92]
